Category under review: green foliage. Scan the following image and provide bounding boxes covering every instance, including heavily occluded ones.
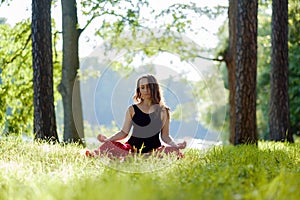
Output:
[0,138,299,199]
[0,19,62,136]
[288,0,300,135]
[80,0,224,65]
[80,0,226,39]
[0,20,33,135]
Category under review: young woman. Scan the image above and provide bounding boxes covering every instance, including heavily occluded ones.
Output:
[86,74,186,158]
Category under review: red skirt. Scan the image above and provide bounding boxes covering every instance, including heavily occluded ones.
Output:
[86,141,184,158]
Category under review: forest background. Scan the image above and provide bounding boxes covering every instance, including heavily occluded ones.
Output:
[0,0,299,147]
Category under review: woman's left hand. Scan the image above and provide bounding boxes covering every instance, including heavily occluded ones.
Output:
[177,141,187,149]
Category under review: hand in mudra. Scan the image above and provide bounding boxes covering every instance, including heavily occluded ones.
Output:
[97,134,107,143]
[177,141,187,149]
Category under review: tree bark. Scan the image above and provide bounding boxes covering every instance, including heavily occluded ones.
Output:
[226,0,238,144]
[269,0,293,142]
[31,0,59,142]
[234,0,258,145]
[59,0,85,145]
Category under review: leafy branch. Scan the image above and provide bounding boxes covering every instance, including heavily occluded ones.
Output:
[3,33,31,65]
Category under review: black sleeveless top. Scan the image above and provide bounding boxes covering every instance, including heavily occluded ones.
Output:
[127,104,162,153]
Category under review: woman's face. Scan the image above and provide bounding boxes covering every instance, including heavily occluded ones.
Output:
[139,78,151,100]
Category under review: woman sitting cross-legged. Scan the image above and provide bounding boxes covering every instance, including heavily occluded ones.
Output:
[86,74,186,158]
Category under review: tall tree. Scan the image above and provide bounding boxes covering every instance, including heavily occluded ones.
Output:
[59,0,85,145]
[269,0,293,142]
[234,0,258,145]
[225,0,238,144]
[31,0,59,141]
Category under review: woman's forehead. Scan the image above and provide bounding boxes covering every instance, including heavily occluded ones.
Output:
[139,78,149,85]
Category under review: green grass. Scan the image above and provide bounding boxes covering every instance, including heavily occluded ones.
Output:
[0,137,299,200]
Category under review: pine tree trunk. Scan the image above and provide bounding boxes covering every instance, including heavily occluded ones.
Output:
[59,0,85,145]
[31,0,59,142]
[269,0,293,142]
[234,0,258,145]
[227,0,238,144]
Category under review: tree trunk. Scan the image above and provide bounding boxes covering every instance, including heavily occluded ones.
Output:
[234,0,258,145]
[31,0,59,142]
[59,0,85,145]
[226,0,238,144]
[269,0,293,142]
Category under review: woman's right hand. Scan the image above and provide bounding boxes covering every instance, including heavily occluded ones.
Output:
[97,134,107,143]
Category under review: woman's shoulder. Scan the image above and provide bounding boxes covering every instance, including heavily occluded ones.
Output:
[129,103,139,110]
[128,103,139,107]
[127,104,137,117]
[160,104,170,112]
[160,104,170,120]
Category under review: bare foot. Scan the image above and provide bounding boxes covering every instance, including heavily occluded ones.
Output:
[97,134,107,143]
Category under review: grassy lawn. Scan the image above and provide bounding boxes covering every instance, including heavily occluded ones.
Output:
[0,137,299,200]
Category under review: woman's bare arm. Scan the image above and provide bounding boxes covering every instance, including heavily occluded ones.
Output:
[98,106,133,142]
[160,107,186,149]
